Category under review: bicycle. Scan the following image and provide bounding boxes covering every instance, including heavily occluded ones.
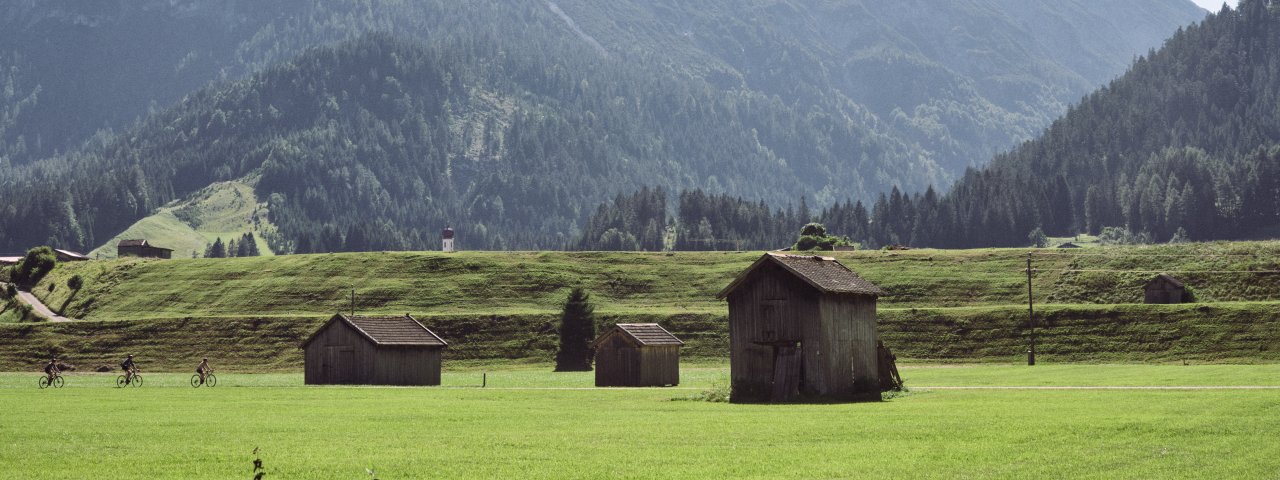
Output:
[116,370,143,388]
[38,373,64,389]
[190,371,217,388]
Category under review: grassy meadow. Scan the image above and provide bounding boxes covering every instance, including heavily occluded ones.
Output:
[32,241,1280,321]
[2,364,1278,479]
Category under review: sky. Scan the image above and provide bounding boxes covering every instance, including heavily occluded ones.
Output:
[1191,0,1238,11]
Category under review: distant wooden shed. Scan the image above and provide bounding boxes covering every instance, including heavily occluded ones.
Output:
[1057,242,1082,249]
[117,239,173,259]
[1144,274,1186,304]
[719,253,884,402]
[591,323,683,387]
[301,313,447,385]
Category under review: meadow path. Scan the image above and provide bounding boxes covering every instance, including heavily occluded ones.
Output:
[16,290,73,322]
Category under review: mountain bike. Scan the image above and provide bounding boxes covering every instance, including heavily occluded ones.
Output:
[190,371,217,388]
[116,371,143,388]
[38,373,64,389]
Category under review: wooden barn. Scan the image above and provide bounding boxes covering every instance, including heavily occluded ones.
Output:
[718,253,884,403]
[116,239,173,259]
[301,313,447,385]
[1144,273,1186,304]
[591,323,683,387]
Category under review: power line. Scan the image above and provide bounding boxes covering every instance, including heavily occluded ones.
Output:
[1032,251,1266,258]
[1056,269,1280,274]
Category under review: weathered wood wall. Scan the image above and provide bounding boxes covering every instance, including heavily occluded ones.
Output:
[727,262,880,402]
[594,333,680,387]
[304,320,441,385]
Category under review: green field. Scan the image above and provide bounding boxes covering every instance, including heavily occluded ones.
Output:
[2,364,1277,479]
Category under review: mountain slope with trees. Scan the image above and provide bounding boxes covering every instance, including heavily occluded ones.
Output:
[0,0,1206,252]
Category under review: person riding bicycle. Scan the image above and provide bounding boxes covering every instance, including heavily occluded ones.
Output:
[121,354,137,384]
[195,358,211,385]
[43,357,60,383]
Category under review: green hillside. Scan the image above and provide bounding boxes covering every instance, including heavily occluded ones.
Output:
[3,242,1279,369]
[89,180,276,259]
[30,242,1280,321]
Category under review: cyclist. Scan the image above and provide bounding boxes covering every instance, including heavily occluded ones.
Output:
[121,354,137,384]
[43,357,60,384]
[195,358,212,385]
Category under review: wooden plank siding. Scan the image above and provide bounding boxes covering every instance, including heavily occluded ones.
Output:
[724,254,883,402]
[302,315,444,386]
[593,327,681,387]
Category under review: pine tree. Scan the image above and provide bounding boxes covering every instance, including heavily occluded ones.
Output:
[205,238,226,258]
[554,288,596,372]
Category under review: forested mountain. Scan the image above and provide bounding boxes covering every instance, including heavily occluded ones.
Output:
[581,2,1280,251]
[893,0,1280,247]
[0,0,1205,252]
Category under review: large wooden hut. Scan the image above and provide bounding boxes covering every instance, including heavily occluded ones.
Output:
[718,253,884,402]
[591,323,683,387]
[301,313,447,385]
[1144,273,1186,304]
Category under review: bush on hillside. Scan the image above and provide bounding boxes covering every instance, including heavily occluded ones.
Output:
[11,246,57,287]
[793,223,853,251]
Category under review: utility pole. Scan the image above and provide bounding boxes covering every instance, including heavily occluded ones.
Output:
[350,288,356,317]
[1026,253,1036,366]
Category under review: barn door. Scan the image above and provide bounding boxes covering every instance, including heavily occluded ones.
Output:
[770,343,802,402]
[325,346,355,384]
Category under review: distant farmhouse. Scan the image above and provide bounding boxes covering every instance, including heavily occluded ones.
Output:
[53,249,89,262]
[117,239,174,259]
[302,313,448,386]
[1144,273,1186,304]
[591,323,683,387]
[719,253,884,402]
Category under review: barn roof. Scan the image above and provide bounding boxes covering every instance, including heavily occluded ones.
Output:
[592,323,684,348]
[0,256,21,265]
[1146,273,1185,288]
[118,239,148,247]
[54,249,89,260]
[302,313,447,348]
[717,252,884,298]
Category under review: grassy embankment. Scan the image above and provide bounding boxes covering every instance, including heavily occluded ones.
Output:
[1,365,1278,479]
[3,242,1279,369]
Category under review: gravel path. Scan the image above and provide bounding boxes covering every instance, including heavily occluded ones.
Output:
[16,290,73,322]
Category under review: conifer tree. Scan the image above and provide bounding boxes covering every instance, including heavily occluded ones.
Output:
[554,288,596,372]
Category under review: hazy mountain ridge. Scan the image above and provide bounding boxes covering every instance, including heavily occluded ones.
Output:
[0,0,1206,252]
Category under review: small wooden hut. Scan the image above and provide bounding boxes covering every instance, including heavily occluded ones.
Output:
[301,313,447,385]
[718,253,884,402]
[591,323,683,387]
[1144,273,1186,304]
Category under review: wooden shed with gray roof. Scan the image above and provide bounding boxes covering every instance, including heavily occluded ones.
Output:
[718,253,884,402]
[591,323,683,387]
[302,313,447,385]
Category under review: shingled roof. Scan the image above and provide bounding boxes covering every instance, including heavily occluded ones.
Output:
[592,323,684,348]
[117,239,148,247]
[302,313,447,348]
[1147,273,1185,288]
[717,252,884,298]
